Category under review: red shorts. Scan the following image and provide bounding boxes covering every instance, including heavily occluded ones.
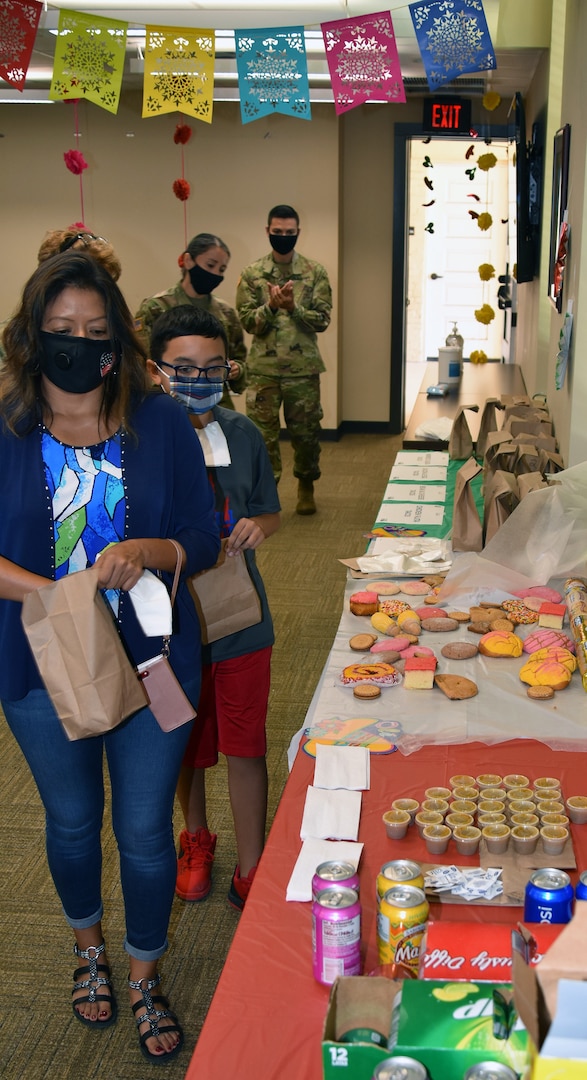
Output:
[183,646,272,768]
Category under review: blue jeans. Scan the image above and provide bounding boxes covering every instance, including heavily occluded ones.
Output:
[2,680,199,962]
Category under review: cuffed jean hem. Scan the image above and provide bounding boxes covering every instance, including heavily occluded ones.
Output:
[63,903,104,930]
[124,936,169,962]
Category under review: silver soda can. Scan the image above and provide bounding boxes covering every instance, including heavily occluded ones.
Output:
[463,1065,518,1080]
[312,860,360,899]
[312,886,361,985]
[372,1058,429,1080]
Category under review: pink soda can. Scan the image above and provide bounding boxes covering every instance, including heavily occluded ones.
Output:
[312,860,360,899]
[312,886,361,985]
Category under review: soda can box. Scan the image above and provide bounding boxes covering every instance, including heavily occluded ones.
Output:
[420,920,564,982]
[387,980,529,1080]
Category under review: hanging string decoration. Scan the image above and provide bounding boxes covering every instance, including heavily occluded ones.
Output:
[235,26,310,124]
[63,100,88,223]
[321,10,405,116]
[50,9,127,114]
[409,0,496,91]
[0,0,42,89]
[142,25,214,122]
[172,120,192,245]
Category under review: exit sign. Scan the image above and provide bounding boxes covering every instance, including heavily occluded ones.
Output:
[422,97,471,134]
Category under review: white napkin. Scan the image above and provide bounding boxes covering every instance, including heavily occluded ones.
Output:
[413,416,453,441]
[128,569,172,637]
[356,538,452,575]
[300,786,362,841]
[286,837,364,901]
[196,421,231,466]
[313,744,370,790]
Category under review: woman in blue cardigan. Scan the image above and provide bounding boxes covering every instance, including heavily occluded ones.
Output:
[0,251,220,1064]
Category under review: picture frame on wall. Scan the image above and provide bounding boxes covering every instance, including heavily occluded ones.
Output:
[548,123,571,313]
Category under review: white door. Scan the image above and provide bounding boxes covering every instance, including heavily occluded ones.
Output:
[405,137,512,363]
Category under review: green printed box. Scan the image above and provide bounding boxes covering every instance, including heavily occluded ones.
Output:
[389,979,529,1080]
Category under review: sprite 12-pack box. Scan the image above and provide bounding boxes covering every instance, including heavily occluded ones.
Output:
[387,979,529,1080]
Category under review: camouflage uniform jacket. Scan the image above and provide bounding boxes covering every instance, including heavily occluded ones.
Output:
[236,252,332,377]
[134,282,247,395]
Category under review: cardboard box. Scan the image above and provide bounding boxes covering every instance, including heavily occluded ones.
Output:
[512,901,587,1076]
[322,977,399,1080]
[388,979,528,1080]
[420,920,563,982]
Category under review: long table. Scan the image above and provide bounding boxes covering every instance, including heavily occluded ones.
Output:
[186,740,587,1080]
[403,361,527,449]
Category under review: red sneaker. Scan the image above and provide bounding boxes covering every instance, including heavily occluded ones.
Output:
[175,828,217,901]
[227,863,257,911]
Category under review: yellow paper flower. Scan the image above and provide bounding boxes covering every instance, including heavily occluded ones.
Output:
[470,349,488,364]
[478,153,497,172]
[474,304,495,325]
[478,263,495,281]
[483,91,501,112]
[477,212,493,232]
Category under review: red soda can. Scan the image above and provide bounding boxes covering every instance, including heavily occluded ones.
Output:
[312,886,361,985]
[312,860,360,899]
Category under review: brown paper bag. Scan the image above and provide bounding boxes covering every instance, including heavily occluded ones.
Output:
[448,404,479,460]
[476,397,504,460]
[188,540,262,645]
[517,473,548,499]
[21,565,147,740]
[484,470,520,543]
[452,457,483,551]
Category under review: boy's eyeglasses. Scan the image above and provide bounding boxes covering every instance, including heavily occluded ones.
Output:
[157,361,230,382]
[59,233,109,252]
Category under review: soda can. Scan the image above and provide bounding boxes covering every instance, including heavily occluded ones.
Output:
[377,885,429,971]
[463,1064,518,1080]
[312,886,361,985]
[312,860,360,899]
[576,870,587,901]
[377,860,424,901]
[524,868,574,924]
[372,1057,429,1080]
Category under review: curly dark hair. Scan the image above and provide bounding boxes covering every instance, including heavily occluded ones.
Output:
[0,251,150,436]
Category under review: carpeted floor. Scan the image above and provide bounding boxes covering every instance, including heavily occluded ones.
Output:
[0,432,401,1080]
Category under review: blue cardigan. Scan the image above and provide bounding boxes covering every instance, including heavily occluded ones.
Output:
[0,392,220,700]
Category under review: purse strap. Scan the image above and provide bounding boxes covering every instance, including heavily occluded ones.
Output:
[166,538,184,608]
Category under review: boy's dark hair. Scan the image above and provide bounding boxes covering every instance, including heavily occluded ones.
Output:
[267,204,299,227]
[149,305,228,363]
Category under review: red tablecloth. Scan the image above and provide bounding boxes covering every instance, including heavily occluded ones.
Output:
[186,740,587,1080]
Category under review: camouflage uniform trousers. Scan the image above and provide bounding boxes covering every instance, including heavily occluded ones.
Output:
[246,374,323,484]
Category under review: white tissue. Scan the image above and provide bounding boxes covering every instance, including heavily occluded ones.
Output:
[128,569,173,637]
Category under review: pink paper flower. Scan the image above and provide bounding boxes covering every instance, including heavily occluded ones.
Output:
[64,150,88,175]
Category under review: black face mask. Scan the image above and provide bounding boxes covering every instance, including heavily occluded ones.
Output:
[188,264,224,295]
[39,331,116,394]
[269,233,298,256]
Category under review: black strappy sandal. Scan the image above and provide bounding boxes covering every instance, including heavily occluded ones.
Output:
[72,941,117,1028]
[129,974,184,1065]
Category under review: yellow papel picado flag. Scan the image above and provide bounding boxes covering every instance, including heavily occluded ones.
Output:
[142,25,215,122]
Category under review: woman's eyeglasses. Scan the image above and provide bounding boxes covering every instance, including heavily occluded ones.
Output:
[59,233,109,253]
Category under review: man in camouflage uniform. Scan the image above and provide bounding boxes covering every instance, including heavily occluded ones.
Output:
[135,234,246,410]
[236,205,332,515]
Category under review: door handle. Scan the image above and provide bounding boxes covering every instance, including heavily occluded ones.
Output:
[429,273,443,280]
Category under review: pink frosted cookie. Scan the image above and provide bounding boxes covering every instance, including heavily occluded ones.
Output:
[414,606,446,620]
[378,599,411,616]
[514,585,563,604]
[401,580,433,596]
[371,636,411,654]
[522,628,575,654]
[350,591,378,615]
[401,645,436,659]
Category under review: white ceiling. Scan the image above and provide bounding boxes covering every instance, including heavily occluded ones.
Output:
[9,1,544,102]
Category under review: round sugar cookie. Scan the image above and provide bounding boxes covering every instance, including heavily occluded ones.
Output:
[401,580,433,596]
[441,642,479,660]
[349,633,378,652]
[353,683,381,699]
[369,581,401,596]
[447,611,471,623]
[421,617,459,633]
[379,599,411,616]
[490,618,515,633]
[514,586,563,604]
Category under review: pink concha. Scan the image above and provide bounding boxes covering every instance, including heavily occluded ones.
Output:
[371,636,411,654]
[514,586,562,604]
[401,645,436,658]
[415,606,446,620]
[522,629,576,655]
